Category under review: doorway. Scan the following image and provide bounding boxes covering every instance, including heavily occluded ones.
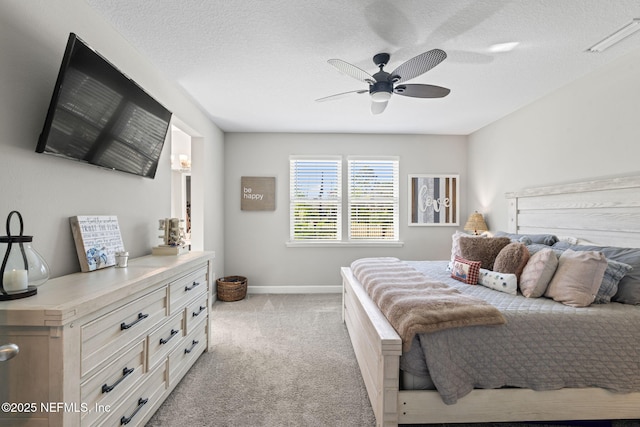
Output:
[170,125,192,246]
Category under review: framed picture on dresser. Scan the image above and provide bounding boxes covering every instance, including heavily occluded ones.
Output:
[70,215,125,272]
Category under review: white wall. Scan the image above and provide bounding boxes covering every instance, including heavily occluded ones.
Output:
[224,133,467,290]
[0,0,224,278]
[468,47,640,233]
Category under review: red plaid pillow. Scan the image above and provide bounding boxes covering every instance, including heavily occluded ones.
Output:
[451,256,481,284]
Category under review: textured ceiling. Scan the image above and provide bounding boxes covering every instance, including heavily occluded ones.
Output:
[84,0,640,135]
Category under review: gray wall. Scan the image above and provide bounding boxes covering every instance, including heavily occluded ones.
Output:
[224,133,467,290]
[0,0,224,278]
[5,0,637,291]
[467,47,640,233]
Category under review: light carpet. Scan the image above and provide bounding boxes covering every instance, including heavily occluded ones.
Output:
[147,293,640,427]
[146,293,375,426]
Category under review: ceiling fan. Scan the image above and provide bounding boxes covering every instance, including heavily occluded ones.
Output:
[316,49,450,114]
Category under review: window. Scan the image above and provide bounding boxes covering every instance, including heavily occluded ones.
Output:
[348,158,399,241]
[289,157,342,241]
[289,156,399,243]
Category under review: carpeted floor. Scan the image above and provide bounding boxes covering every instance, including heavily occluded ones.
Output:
[146,294,640,427]
[146,293,375,426]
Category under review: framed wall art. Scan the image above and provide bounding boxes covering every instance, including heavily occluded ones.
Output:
[241,176,276,211]
[408,174,459,226]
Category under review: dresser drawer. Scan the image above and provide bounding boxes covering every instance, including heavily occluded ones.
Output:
[81,288,167,377]
[168,265,208,315]
[96,361,167,427]
[184,292,208,335]
[147,312,184,369]
[168,320,207,386]
[80,340,145,427]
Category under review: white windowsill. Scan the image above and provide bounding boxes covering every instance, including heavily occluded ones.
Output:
[285,241,404,248]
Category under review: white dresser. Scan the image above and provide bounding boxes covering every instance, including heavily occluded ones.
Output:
[0,251,215,427]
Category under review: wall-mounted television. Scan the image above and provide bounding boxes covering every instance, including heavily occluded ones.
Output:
[36,33,172,179]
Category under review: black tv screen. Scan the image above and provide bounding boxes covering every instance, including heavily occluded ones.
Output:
[36,33,172,178]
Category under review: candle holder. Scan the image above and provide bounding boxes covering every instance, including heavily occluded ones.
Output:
[0,211,50,301]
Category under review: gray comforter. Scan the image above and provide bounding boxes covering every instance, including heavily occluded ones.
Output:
[400,260,640,405]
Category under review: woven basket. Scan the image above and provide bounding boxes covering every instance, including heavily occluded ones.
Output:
[216,275,247,302]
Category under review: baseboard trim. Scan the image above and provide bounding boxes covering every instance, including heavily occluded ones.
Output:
[247,285,342,294]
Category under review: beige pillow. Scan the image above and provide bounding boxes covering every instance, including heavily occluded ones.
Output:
[493,242,530,280]
[459,236,511,270]
[519,248,558,298]
[544,249,607,307]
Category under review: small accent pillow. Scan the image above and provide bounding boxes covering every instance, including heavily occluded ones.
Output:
[595,259,633,304]
[544,249,608,307]
[519,248,559,298]
[478,269,517,295]
[493,242,530,280]
[451,256,481,284]
[459,236,511,270]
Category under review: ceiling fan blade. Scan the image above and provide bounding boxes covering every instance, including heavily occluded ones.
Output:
[315,89,368,102]
[394,84,450,98]
[327,59,374,83]
[391,49,447,84]
[371,100,388,115]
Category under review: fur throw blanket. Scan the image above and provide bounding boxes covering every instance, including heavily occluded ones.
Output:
[350,257,506,351]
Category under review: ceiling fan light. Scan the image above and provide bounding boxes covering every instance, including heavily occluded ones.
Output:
[371,91,391,102]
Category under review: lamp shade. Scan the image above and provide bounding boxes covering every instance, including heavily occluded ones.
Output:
[464,211,488,235]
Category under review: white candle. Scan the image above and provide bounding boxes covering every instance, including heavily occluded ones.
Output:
[3,269,28,292]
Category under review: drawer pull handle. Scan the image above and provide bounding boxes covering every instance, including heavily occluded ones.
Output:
[120,312,149,330]
[184,281,201,291]
[192,306,206,317]
[184,339,199,354]
[102,367,134,393]
[120,397,148,425]
[159,329,179,345]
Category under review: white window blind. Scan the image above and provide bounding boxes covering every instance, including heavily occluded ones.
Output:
[290,158,342,241]
[348,158,399,241]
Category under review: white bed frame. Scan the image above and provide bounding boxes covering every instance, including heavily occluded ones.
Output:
[341,175,640,426]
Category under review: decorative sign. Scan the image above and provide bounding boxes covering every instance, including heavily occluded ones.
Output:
[70,216,125,272]
[241,177,276,211]
[408,174,459,226]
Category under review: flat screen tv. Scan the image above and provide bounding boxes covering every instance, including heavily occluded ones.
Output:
[36,33,172,179]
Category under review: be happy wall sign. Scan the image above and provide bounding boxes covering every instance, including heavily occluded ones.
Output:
[241,176,276,211]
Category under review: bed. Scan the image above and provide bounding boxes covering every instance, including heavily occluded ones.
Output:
[341,175,640,426]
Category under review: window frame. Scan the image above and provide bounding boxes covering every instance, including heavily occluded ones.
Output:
[347,156,399,242]
[289,156,342,242]
[288,155,402,247]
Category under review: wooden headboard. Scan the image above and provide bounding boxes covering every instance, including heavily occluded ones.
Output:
[505,175,640,248]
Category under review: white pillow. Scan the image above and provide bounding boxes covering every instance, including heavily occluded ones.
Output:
[478,269,518,295]
[557,236,578,245]
[448,231,481,271]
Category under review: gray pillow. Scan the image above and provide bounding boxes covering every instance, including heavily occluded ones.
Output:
[552,242,640,304]
[595,259,633,304]
[495,231,559,246]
